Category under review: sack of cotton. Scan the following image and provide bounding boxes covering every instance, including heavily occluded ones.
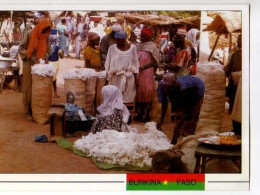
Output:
[195,61,226,131]
[64,68,88,112]
[31,64,55,124]
[95,71,107,107]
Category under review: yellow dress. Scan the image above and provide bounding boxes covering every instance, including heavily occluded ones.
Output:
[126,25,132,40]
[84,46,102,70]
[104,26,112,35]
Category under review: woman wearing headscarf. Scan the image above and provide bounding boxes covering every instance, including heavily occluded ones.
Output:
[167,29,191,77]
[135,28,160,121]
[186,28,200,61]
[83,32,102,71]
[57,19,69,54]
[105,31,140,103]
[157,73,205,144]
[18,18,52,120]
[90,85,130,133]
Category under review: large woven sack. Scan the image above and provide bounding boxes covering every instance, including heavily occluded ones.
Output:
[64,79,87,111]
[32,74,53,124]
[195,62,226,132]
[85,77,97,115]
[96,78,106,107]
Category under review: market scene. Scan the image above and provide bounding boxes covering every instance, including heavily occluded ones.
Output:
[0,10,242,173]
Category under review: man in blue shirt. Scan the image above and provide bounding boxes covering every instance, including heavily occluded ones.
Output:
[157,73,205,144]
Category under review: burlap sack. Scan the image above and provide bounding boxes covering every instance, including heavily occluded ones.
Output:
[32,74,53,124]
[195,63,226,132]
[85,77,97,115]
[96,78,106,107]
[64,79,87,111]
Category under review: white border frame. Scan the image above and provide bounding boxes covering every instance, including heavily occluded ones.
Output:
[0,1,250,192]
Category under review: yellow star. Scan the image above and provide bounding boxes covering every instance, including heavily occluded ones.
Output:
[163,180,168,185]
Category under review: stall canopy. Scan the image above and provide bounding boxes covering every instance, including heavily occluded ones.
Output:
[58,11,88,18]
[203,11,241,34]
[122,13,200,28]
[202,11,242,61]
[0,11,34,21]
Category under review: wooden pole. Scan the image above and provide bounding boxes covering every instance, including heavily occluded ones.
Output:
[229,33,232,53]
[0,20,3,33]
[208,34,221,62]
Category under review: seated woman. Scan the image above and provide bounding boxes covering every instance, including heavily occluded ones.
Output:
[157,73,205,145]
[90,85,130,133]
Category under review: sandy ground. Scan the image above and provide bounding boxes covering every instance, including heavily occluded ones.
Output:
[0,57,232,173]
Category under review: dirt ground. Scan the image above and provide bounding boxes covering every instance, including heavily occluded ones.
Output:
[0,57,232,173]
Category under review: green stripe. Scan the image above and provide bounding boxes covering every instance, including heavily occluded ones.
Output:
[127,182,205,191]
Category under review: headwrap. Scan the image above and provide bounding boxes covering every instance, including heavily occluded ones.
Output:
[186,28,200,54]
[27,18,52,59]
[88,32,100,41]
[115,31,127,39]
[137,41,161,66]
[141,28,153,37]
[176,28,187,37]
[97,85,130,123]
[112,24,122,32]
[162,72,177,86]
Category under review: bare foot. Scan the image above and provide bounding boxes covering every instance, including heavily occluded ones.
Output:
[54,94,60,98]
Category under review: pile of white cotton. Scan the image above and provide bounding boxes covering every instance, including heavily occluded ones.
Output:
[31,64,55,77]
[74,122,173,167]
[63,68,98,80]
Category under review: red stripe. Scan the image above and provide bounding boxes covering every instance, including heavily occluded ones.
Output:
[127,174,205,182]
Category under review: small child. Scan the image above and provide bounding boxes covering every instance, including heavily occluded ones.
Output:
[48,37,64,98]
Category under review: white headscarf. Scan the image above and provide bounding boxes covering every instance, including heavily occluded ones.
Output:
[97,85,130,123]
[186,28,199,54]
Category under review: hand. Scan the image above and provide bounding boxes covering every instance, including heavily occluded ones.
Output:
[156,123,162,130]
[44,57,49,64]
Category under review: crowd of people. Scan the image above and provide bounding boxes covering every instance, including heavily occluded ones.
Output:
[13,12,241,145]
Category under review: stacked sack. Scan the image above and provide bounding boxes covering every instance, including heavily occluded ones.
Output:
[95,71,107,107]
[31,64,55,124]
[63,68,107,115]
[195,61,226,132]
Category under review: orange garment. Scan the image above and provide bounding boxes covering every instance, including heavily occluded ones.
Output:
[27,18,52,59]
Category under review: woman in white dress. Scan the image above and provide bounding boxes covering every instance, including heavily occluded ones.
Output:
[104,31,140,103]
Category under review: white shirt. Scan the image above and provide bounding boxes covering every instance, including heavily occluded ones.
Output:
[105,44,139,75]
[75,23,84,41]
[105,44,140,103]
